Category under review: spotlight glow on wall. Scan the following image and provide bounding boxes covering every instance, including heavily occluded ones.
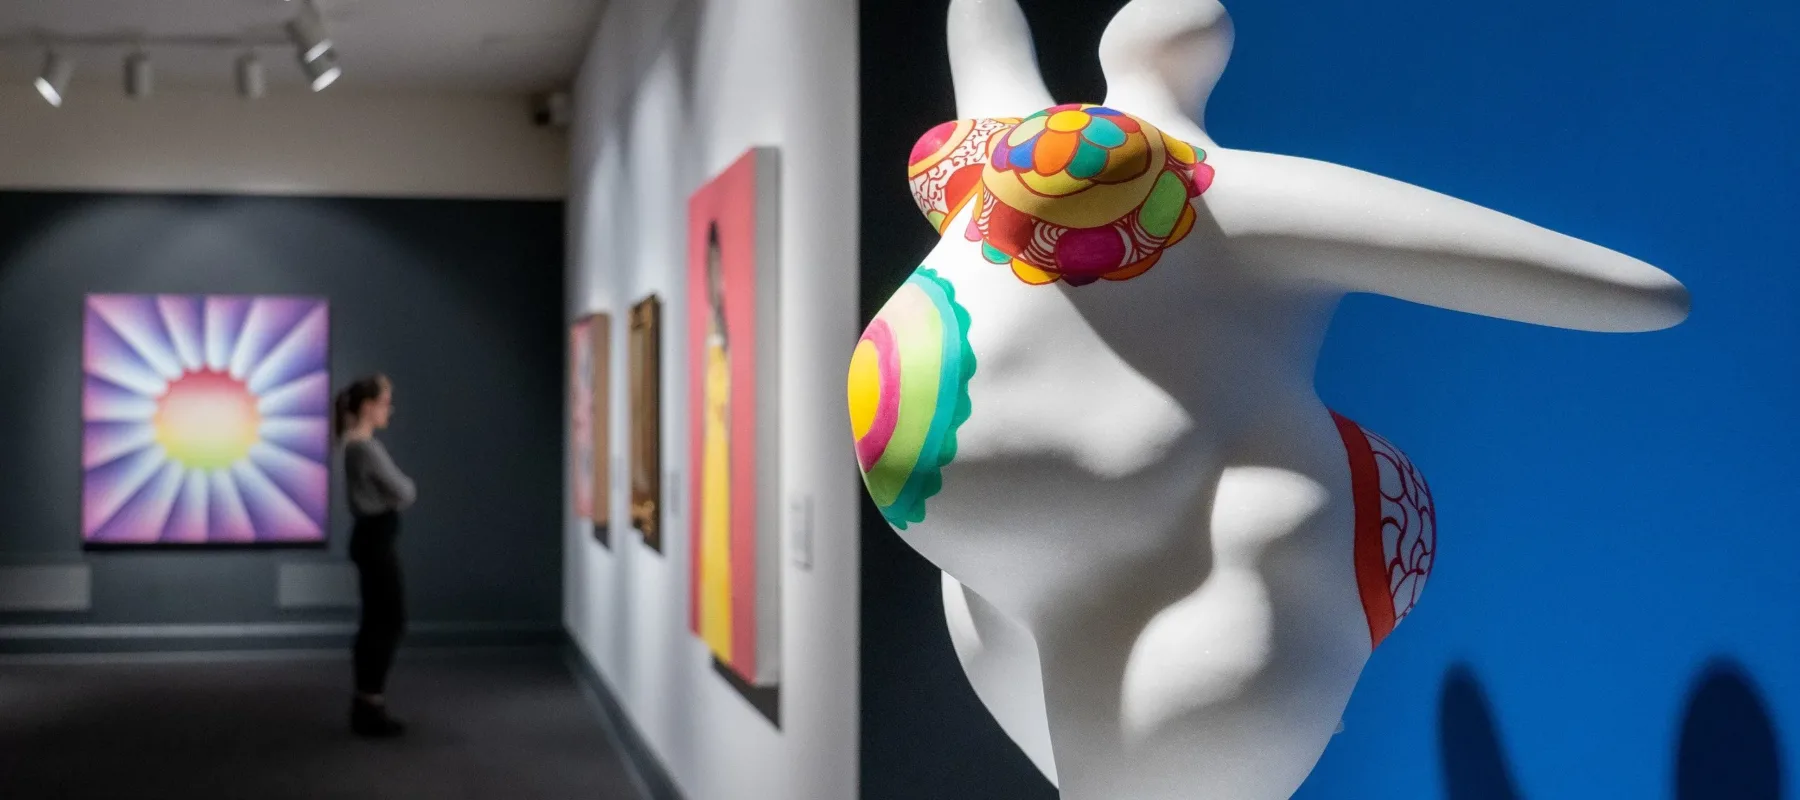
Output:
[35,51,74,107]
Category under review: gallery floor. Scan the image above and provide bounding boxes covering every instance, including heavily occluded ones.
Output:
[0,646,646,799]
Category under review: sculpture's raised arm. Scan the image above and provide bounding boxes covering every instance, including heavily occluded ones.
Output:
[1099,0,1232,149]
[949,0,1055,119]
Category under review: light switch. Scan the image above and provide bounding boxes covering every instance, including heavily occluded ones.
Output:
[790,494,814,570]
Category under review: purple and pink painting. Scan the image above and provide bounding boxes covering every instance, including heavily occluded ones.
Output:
[82,294,331,547]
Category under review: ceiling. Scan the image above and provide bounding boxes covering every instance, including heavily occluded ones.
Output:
[0,0,605,93]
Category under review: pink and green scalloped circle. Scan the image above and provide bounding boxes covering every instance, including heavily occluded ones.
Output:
[848,268,975,529]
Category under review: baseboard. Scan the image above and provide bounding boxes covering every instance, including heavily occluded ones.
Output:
[562,636,685,800]
[0,620,564,654]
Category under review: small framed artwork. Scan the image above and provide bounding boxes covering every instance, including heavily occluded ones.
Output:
[687,146,783,697]
[570,318,594,529]
[628,295,663,551]
[590,313,612,544]
[570,313,612,546]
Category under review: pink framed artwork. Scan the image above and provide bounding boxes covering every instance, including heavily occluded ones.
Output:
[571,313,611,545]
[687,147,782,689]
[571,318,594,522]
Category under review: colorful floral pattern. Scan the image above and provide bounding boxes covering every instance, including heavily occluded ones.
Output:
[905,105,1214,287]
[849,268,976,529]
[969,104,1213,286]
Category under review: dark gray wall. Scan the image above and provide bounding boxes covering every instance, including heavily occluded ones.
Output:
[0,191,565,633]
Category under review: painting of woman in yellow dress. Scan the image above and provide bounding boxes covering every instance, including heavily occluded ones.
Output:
[697,224,735,663]
[687,147,781,693]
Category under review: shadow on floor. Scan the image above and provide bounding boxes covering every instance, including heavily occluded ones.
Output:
[0,647,643,800]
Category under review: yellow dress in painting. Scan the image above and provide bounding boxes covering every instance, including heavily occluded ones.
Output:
[698,334,734,662]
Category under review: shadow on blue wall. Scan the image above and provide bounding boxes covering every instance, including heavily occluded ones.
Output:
[1436,659,1782,799]
[1438,664,1522,800]
[1677,659,1782,800]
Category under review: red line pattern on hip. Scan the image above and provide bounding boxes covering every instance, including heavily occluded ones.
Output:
[1332,411,1437,650]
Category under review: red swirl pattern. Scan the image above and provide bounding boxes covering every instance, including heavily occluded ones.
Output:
[908,117,1018,233]
[1332,412,1437,650]
[1365,428,1436,626]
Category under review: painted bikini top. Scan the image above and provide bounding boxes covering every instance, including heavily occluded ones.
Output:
[852,104,1435,651]
[906,104,1215,286]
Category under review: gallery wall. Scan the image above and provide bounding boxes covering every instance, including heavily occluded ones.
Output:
[563,0,860,798]
[862,1,1797,799]
[0,191,567,649]
[0,85,567,199]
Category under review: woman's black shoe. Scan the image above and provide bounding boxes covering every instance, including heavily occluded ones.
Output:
[351,698,407,738]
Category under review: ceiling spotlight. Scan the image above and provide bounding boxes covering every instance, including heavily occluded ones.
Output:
[35,51,74,107]
[125,52,154,99]
[300,49,342,92]
[236,53,267,99]
[285,6,333,64]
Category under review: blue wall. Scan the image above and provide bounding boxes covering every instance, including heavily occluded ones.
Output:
[1201,0,1797,797]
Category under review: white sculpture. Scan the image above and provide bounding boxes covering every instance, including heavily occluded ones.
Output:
[848,0,1689,797]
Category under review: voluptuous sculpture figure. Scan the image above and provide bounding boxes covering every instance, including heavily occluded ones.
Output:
[848,0,1689,797]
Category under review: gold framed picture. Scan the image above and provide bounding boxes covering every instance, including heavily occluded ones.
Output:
[628,295,662,550]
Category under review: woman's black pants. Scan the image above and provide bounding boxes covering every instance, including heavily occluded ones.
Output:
[350,512,406,695]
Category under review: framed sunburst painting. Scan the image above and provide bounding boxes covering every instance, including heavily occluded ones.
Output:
[81,294,331,548]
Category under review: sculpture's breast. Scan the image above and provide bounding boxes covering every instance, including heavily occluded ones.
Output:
[848,267,977,531]
[850,256,1211,616]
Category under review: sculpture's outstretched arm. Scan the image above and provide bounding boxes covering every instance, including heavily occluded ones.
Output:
[1094,0,1686,331]
[949,0,1055,119]
[1202,148,1691,332]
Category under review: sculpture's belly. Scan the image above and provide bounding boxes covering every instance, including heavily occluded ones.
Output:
[1040,415,1438,799]
[913,433,1216,616]
[1033,478,1372,800]
[926,408,1441,799]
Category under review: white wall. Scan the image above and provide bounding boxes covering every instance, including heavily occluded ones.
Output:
[0,85,566,199]
[563,0,859,797]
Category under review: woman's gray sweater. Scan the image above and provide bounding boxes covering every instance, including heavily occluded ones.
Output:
[344,438,416,517]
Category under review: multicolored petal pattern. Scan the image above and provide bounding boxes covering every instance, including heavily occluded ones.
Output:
[903,104,1215,287]
[971,104,1213,286]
